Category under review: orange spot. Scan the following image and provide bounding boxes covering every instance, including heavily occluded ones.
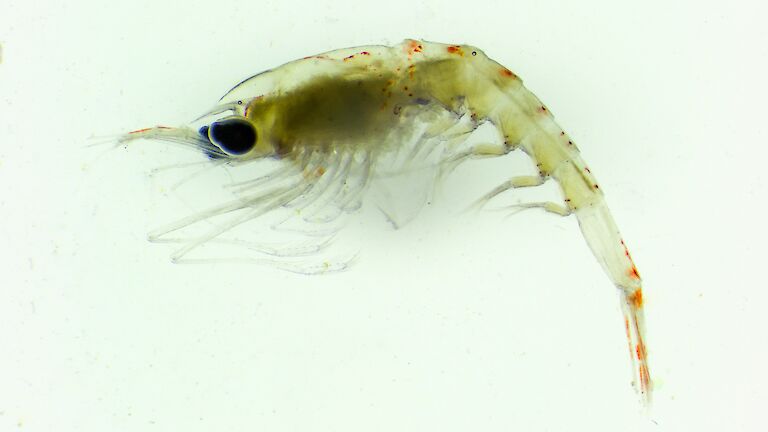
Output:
[408,64,416,80]
[642,369,650,393]
[638,363,649,390]
[629,289,643,308]
[624,318,631,339]
[500,68,516,78]
[447,45,464,56]
[406,40,423,57]
[635,342,647,361]
[315,167,326,177]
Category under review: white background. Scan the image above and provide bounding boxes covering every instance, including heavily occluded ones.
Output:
[1,0,766,430]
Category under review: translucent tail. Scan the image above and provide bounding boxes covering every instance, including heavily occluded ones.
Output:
[619,286,651,403]
[575,200,651,404]
[478,72,652,403]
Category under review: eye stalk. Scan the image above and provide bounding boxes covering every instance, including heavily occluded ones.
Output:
[207,117,257,156]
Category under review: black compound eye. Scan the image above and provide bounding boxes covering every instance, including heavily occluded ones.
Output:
[208,118,257,155]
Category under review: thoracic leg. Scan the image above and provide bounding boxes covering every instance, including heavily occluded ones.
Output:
[505,200,571,217]
[438,140,510,181]
[472,175,545,210]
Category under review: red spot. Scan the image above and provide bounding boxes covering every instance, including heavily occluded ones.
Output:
[636,343,646,361]
[446,45,465,56]
[343,54,355,61]
[584,167,591,173]
[500,68,515,77]
[629,266,641,280]
[360,51,370,55]
[406,40,423,56]
[620,239,634,260]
